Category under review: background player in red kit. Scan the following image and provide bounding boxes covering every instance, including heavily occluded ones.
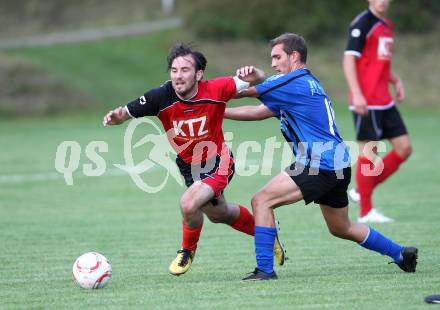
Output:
[103,43,285,276]
[343,0,412,223]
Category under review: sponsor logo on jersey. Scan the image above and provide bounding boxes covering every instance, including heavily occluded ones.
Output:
[378,36,393,60]
[172,116,208,137]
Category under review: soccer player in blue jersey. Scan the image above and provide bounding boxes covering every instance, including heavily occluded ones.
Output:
[226,33,418,280]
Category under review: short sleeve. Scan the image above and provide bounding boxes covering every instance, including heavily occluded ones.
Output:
[345,15,369,57]
[126,84,167,117]
[255,75,284,117]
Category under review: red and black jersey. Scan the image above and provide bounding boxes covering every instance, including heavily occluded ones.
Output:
[345,9,394,109]
[126,77,236,164]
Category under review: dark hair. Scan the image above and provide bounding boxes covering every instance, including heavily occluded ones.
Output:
[167,43,207,71]
[270,33,307,63]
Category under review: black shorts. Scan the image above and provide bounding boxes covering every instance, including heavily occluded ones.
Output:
[176,153,235,203]
[353,105,407,141]
[286,162,351,208]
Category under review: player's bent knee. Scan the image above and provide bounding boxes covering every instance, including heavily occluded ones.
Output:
[251,193,264,211]
[251,193,274,216]
[180,197,198,217]
[394,140,412,160]
[401,144,412,159]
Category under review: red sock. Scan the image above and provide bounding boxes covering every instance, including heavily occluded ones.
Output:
[357,156,376,217]
[181,220,202,251]
[373,150,406,186]
[230,205,255,236]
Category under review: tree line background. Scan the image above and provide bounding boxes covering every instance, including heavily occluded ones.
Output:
[183,0,440,41]
[1,0,438,41]
[1,0,438,116]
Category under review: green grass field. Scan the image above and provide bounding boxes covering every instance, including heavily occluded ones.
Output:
[1,31,439,309]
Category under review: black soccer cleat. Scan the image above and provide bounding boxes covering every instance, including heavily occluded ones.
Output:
[425,294,440,304]
[396,247,418,272]
[241,268,278,281]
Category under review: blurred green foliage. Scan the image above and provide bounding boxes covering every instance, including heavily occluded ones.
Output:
[0,0,168,38]
[183,0,440,41]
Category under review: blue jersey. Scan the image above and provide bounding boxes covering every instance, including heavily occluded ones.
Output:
[255,68,350,171]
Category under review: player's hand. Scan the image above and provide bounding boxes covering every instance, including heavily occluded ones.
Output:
[236,66,265,85]
[352,92,368,116]
[103,107,128,126]
[393,76,405,103]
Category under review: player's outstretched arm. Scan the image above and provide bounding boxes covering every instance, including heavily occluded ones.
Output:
[103,106,130,126]
[225,104,275,121]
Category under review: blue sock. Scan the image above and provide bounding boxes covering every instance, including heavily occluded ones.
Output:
[359,227,403,263]
[254,226,277,273]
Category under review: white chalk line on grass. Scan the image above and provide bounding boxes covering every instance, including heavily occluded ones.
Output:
[0,159,276,185]
[0,165,159,185]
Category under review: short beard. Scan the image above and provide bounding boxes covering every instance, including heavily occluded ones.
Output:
[175,79,198,98]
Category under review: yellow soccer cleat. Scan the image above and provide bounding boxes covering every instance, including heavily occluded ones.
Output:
[274,234,286,266]
[169,249,195,276]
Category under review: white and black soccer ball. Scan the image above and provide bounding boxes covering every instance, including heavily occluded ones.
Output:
[72,252,112,289]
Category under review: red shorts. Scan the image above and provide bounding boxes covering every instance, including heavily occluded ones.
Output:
[176,148,234,197]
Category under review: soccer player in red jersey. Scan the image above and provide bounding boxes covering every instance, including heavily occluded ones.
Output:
[343,0,412,223]
[103,43,285,275]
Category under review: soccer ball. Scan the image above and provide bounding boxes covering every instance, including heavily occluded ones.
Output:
[72,252,112,289]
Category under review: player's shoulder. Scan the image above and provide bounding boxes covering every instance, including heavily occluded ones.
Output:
[350,10,369,26]
[146,80,173,94]
[203,76,234,88]
[349,9,377,29]
[259,74,285,87]
[161,79,172,87]
[196,77,235,102]
[383,17,394,28]
[266,74,285,82]
[256,74,284,93]
[256,70,311,98]
[144,80,177,106]
[259,70,310,89]
[159,80,173,92]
